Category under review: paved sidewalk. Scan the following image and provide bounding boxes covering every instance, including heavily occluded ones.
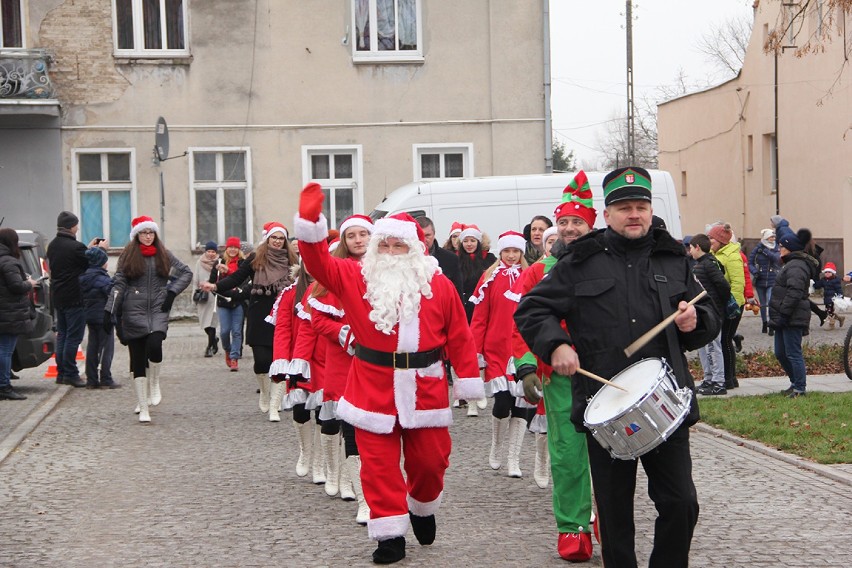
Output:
[1,321,850,566]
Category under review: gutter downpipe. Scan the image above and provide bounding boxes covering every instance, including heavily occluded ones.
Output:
[543,0,553,173]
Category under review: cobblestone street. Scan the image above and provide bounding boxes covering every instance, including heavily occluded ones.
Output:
[1,322,850,567]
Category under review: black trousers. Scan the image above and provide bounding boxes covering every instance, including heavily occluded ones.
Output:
[127,332,165,378]
[586,425,698,568]
[721,309,742,388]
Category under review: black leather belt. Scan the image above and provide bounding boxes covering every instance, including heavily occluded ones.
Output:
[355,345,443,370]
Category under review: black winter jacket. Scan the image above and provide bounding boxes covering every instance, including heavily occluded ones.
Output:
[812,275,843,306]
[460,251,496,322]
[692,253,730,318]
[46,230,90,309]
[214,253,278,347]
[768,251,820,329]
[80,266,113,324]
[0,244,35,335]
[429,242,463,298]
[515,228,720,432]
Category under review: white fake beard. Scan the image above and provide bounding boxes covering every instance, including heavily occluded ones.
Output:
[361,240,439,335]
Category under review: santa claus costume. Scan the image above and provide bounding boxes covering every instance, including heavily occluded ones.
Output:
[509,171,597,562]
[469,231,532,477]
[295,184,484,565]
[307,214,373,524]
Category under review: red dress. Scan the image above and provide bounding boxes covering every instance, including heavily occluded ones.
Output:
[308,287,355,420]
[279,282,326,410]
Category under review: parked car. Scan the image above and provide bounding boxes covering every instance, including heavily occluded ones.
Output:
[12,230,55,371]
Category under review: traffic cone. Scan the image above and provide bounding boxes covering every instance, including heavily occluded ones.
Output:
[44,355,58,379]
[76,347,85,374]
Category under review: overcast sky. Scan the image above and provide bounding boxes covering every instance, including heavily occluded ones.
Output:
[549,0,755,169]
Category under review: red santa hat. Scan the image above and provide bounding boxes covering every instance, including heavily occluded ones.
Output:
[553,170,597,229]
[261,221,288,242]
[824,262,837,274]
[338,214,374,236]
[458,224,483,243]
[129,215,159,241]
[449,221,464,237]
[496,230,526,254]
[328,238,340,253]
[373,212,426,248]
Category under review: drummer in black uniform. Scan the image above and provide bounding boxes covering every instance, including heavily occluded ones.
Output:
[514,166,720,568]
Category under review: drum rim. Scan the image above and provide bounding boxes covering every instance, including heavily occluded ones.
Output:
[583,357,671,425]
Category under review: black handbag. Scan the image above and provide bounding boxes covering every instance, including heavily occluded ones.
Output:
[192,288,209,303]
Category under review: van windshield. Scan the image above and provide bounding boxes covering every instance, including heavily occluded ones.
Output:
[369,210,388,221]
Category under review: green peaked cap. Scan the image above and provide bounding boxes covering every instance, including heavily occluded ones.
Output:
[602,166,652,206]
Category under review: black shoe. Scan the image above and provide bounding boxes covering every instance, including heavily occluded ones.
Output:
[818,310,827,326]
[780,386,794,395]
[100,379,122,389]
[409,513,436,545]
[697,383,727,396]
[212,338,219,354]
[761,322,768,334]
[64,376,87,388]
[787,390,806,398]
[0,386,27,400]
[372,537,406,564]
[55,376,65,385]
[10,371,20,380]
[85,381,100,389]
[733,334,744,353]
[768,328,774,337]
[204,345,214,358]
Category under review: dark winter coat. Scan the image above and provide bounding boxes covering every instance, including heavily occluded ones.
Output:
[106,252,192,341]
[0,244,35,335]
[692,253,730,318]
[80,266,113,324]
[46,230,90,309]
[768,251,820,330]
[748,242,781,289]
[812,274,843,306]
[214,253,276,347]
[460,251,496,322]
[429,242,463,298]
[515,228,720,432]
[209,257,250,310]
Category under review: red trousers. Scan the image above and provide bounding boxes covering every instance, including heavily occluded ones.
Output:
[356,423,451,541]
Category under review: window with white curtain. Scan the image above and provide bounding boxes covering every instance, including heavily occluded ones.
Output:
[353,0,422,62]
[413,144,474,180]
[302,146,363,229]
[73,150,135,248]
[1,0,24,47]
[112,0,188,57]
[190,149,252,246]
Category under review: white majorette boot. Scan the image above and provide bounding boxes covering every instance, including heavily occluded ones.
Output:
[294,421,313,477]
[506,416,527,478]
[322,432,341,496]
[339,445,356,501]
[134,376,151,423]
[476,398,488,410]
[311,424,326,485]
[255,373,270,413]
[534,433,550,489]
[347,455,370,525]
[148,361,162,406]
[467,400,479,417]
[268,381,286,422]
[489,416,508,470]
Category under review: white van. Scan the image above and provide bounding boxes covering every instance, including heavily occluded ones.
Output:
[368,171,683,250]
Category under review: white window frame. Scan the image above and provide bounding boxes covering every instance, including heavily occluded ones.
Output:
[412,143,474,181]
[301,145,364,229]
[351,0,423,64]
[188,147,254,247]
[0,0,25,48]
[71,148,137,248]
[111,0,190,58]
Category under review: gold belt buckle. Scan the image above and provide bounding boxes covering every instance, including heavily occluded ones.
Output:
[394,352,410,370]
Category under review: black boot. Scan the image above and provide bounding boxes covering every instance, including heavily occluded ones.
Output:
[733,334,744,353]
[409,512,436,545]
[372,536,406,564]
[761,322,768,334]
[204,327,217,357]
[0,386,27,400]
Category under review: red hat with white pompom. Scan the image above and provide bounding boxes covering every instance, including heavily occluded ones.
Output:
[496,230,526,254]
[373,212,426,248]
[458,224,483,243]
[339,214,374,236]
[261,221,288,242]
[129,215,159,241]
[824,262,837,274]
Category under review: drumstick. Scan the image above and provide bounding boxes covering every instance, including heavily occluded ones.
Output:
[623,290,708,358]
[576,367,629,393]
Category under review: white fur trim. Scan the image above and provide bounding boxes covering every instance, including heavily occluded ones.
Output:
[337,396,396,434]
[453,376,485,401]
[449,227,462,236]
[396,311,420,353]
[293,213,329,244]
[458,227,482,242]
[374,217,419,242]
[484,375,510,397]
[287,358,311,379]
[261,225,288,242]
[504,289,522,303]
[129,220,159,241]
[529,413,547,434]
[408,492,444,517]
[394,368,418,429]
[470,263,521,305]
[339,216,374,235]
[410,407,453,428]
[282,388,308,409]
[497,234,526,254]
[368,513,410,541]
[308,297,345,318]
[542,226,558,243]
[268,359,290,377]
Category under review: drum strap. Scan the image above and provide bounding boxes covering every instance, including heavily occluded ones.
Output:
[650,261,689,382]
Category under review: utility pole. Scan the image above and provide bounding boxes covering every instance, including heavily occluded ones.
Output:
[626,0,635,165]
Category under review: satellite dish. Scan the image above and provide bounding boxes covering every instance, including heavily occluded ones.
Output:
[155,116,169,162]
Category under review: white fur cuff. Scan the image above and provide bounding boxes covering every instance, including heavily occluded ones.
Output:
[293,213,329,244]
[453,376,485,401]
[368,514,410,541]
[408,492,443,517]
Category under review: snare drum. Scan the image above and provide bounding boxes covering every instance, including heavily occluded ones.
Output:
[583,358,692,460]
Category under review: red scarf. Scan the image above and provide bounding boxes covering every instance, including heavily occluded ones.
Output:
[140,244,157,257]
